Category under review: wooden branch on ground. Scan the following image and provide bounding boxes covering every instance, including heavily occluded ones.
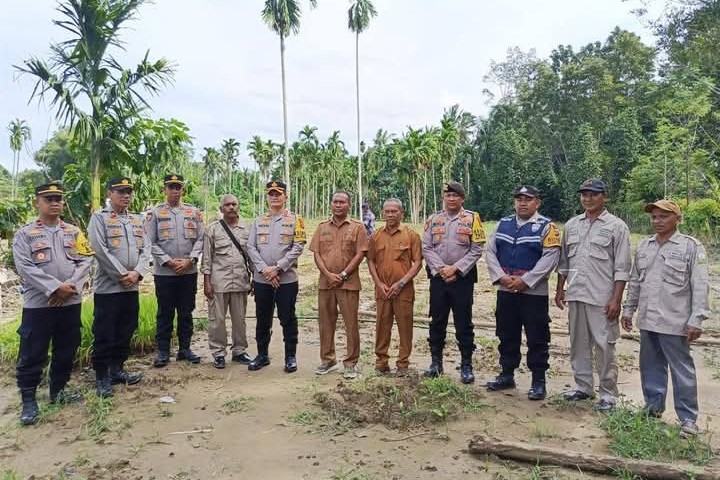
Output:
[358,310,720,346]
[468,434,719,480]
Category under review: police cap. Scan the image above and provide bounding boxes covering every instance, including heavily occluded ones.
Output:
[513,185,540,198]
[35,181,64,197]
[266,180,287,194]
[107,177,133,190]
[443,181,465,196]
[164,174,184,186]
[577,178,607,193]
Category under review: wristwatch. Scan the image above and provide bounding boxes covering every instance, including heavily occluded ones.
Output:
[191,257,198,265]
[397,279,406,289]
[340,270,349,282]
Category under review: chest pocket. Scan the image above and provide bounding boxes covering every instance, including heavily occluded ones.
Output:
[184,216,198,240]
[257,225,271,245]
[456,225,472,245]
[215,237,233,256]
[341,231,355,252]
[280,224,294,245]
[663,254,688,286]
[566,230,580,257]
[431,225,445,245]
[31,241,52,264]
[133,227,145,248]
[63,235,80,260]
[105,225,125,250]
[393,244,410,262]
[589,232,611,260]
[157,218,175,241]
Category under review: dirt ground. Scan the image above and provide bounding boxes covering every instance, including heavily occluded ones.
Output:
[0,228,719,480]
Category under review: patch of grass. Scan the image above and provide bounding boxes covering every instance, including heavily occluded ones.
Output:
[288,410,320,426]
[612,468,644,480]
[220,396,255,415]
[616,353,637,372]
[330,465,374,480]
[158,407,173,418]
[0,295,159,366]
[2,470,19,480]
[529,420,555,440]
[36,400,65,425]
[547,393,592,412]
[83,394,114,439]
[529,463,562,480]
[193,317,208,331]
[599,402,714,466]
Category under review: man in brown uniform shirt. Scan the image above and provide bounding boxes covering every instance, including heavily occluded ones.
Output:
[309,191,369,379]
[368,198,423,376]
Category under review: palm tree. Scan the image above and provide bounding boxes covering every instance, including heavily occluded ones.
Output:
[261,0,317,209]
[16,0,174,211]
[7,119,31,200]
[221,138,241,192]
[247,136,276,213]
[348,0,377,218]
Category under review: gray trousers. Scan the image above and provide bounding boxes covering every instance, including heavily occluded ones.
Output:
[207,291,249,358]
[640,329,698,423]
[568,301,620,402]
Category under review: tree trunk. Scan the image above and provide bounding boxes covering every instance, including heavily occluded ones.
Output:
[468,435,719,480]
[91,146,102,212]
[355,31,363,219]
[11,151,18,201]
[280,34,291,211]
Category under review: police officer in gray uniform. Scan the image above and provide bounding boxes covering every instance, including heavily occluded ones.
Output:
[13,182,93,425]
[89,177,151,397]
[146,174,205,367]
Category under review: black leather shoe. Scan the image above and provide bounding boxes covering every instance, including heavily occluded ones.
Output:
[20,389,39,426]
[563,390,592,401]
[486,375,516,391]
[248,354,270,371]
[153,351,170,368]
[528,383,547,401]
[213,356,226,369]
[110,368,143,385]
[95,377,113,398]
[177,348,201,364]
[423,358,444,378]
[460,363,475,384]
[231,352,253,364]
[284,356,298,373]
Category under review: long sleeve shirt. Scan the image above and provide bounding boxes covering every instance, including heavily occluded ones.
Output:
[422,208,485,277]
[146,202,204,276]
[246,210,305,285]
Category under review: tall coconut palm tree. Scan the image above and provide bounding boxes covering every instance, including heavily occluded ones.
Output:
[16,0,174,211]
[221,138,241,192]
[261,0,317,209]
[7,119,31,200]
[348,0,377,218]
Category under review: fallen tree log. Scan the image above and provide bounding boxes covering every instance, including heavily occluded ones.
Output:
[357,310,720,346]
[468,434,719,480]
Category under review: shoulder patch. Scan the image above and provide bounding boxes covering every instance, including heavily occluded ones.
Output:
[293,216,306,243]
[543,223,561,248]
[471,212,486,243]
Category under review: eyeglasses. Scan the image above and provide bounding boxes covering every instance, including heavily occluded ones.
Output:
[112,188,133,195]
[42,195,63,203]
[166,184,183,191]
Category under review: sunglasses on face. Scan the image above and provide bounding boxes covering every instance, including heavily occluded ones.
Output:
[166,184,183,191]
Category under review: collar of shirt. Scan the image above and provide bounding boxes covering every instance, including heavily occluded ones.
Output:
[515,212,541,227]
[330,216,351,228]
[649,230,682,245]
[578,209,608,222]
[381,223,406,235]
[444,208,466,220]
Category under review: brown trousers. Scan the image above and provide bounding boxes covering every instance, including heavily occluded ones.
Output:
[375,297,414,369]
[207,291,249,358]
[318,289,360,367]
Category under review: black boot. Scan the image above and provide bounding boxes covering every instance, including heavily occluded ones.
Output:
[248,354,270,371]
[49,381,83,404]
[110,363,143,385]
[528,372,547,401]
[19,388,39,426]
[424,355,444,378]
[95,368,113,398]
[284,356,298,373]
[176,348,201,364]
[485,371,516,391]
[153,350,170,368]
[460,356,475,385]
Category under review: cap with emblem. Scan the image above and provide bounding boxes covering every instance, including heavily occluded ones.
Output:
[443,181,465,197]
[107,177,133,190]
[164,174,184,186]
[35,181,64,197]
[266,180,287,194]
[577,178,607,193]
[513,185,539,198]
[644,199,681,215]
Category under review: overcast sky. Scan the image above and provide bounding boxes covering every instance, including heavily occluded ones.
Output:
[0,0,656,173]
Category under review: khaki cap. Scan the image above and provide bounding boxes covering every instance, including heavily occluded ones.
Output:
[644,199,681,215]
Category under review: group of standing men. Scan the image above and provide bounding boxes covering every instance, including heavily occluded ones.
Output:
[12,175,710,436]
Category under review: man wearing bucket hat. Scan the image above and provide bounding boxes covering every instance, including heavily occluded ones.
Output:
[621,200,710,437]
[555,178,632,411]
[12,182,94,424]
[484,185,561,400]
[146,174,205,367]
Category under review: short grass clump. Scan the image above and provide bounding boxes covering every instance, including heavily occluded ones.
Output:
[599,402,714,466]
[83,394,115,439]
[220,396,255,415]
[0,295,159,366]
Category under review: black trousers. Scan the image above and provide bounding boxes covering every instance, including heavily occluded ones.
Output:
[428,275,476,356]
[253,281,299,357]
[16,304,82,390]
[154,274,197,352]
[495,291,551,378]
[92,291,139,373]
